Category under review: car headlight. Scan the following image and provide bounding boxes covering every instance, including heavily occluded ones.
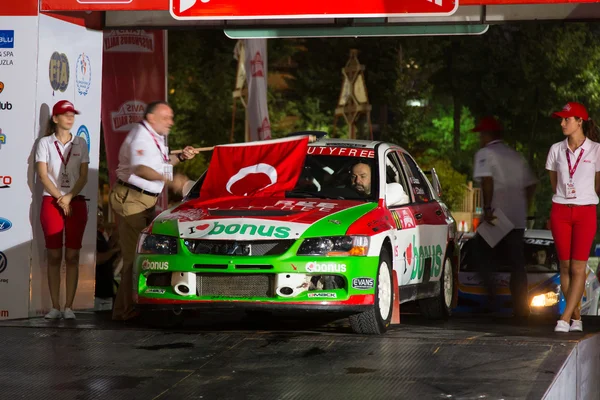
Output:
[297,236,370,256]
[137,234,178,255]
[531,291,559,307]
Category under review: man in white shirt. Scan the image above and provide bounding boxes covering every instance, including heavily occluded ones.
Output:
[472,116,538,318]
[110,101,197,321]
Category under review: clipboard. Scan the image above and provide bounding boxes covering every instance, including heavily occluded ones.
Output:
[476,208,514,248]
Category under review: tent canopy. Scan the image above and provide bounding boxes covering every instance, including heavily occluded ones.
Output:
[36,1,600,28]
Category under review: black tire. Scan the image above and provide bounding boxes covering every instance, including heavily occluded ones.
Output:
[349,248,394,335]
[420,254,454,319]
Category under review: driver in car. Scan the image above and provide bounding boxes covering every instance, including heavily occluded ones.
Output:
[536,249,548,266]
[351,161,372,197]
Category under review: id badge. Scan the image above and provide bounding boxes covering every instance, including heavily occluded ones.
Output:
[566,182,577,199]
[60,172,71,188]
[163,164,173,182]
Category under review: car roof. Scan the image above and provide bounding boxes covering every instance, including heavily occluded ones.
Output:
[308,138,408,153]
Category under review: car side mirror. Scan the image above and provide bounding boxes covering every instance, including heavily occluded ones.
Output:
[386,183,410,207]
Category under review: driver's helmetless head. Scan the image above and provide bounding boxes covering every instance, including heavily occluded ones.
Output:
[351,162,371,196]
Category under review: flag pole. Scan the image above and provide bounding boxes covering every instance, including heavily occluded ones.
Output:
[170,146,214,155]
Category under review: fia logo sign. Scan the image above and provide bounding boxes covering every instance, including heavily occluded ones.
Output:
[49,52,70,93]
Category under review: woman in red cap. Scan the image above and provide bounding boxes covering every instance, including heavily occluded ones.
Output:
[35,100,90,320]
[546,102,600,332]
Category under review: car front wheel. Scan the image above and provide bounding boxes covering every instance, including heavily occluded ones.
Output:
[350,248,393,334]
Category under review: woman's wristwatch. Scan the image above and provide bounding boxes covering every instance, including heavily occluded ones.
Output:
[177,153,186,162]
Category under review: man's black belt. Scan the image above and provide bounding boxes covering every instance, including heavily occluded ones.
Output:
[117,179,160,197]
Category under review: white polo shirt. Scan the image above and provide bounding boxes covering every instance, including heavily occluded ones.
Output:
[35,134,90,196]
[116,121,169,194]
[474,140,538,229]
[545,138,600,205]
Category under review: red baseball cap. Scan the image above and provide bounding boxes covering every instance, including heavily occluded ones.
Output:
[52,100,80,117]
[552,102,588,121]
[471,116,503,133]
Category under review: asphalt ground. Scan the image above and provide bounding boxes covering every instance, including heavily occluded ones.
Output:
[0,309,597,400]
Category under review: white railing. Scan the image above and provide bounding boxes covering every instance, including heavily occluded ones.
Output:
[456,181,481,214]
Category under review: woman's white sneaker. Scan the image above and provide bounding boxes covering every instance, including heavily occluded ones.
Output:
[44,308,62,319]
[554,320,570,332]
[63,308,76,320]
[570,319,583,332]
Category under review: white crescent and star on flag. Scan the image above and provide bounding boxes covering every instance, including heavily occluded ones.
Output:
[226,163,278,196]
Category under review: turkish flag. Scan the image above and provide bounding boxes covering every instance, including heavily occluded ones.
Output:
[199,136,309,200]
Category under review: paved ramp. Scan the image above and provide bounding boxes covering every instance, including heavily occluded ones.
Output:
[0,312,597,399]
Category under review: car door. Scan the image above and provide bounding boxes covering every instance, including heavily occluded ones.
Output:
[398,153,448,285]
[383,150,420,287]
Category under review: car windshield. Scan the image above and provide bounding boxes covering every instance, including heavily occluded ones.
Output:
[460,237,559,273]
[185,147,379,202]
[288,152,379,201]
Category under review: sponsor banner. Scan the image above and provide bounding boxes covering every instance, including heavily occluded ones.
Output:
[308,292,337,299]
[41,0,166,11]
[244,39,271,141]
[305,261,347,273]
[30,14,102,317]
[0,1,38,16]
[41,0,600,14]
[171,0,457,19]
[145,288,166,294]
[0,16,38,320]
[178,218,309,240]
[352,277,374,290]
[100,29,168,212]
[307,146,375,158]
[104,30,156,53]
[141,259,169,271]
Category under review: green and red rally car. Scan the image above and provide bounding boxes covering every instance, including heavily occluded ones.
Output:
[134,135,459,334]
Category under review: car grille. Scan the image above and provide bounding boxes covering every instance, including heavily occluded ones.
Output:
[196,274,273,297]
[183,239,295,256]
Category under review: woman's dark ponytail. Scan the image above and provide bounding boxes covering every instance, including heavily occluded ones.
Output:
[582,118,600,142]
[44,118,56,137]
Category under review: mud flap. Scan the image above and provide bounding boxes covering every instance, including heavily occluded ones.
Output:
[391,270,401,325]
[451,254,459,308]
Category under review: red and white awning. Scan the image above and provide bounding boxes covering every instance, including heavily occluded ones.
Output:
[33,0,600,27]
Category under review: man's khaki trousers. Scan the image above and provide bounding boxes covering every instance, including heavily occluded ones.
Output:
[109,184,157,320]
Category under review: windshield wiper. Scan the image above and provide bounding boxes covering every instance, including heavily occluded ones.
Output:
[286,189,345,200]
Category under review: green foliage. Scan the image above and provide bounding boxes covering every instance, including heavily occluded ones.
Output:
[158,24,600,232]
[421,158,468,211]
[167,31,240,180]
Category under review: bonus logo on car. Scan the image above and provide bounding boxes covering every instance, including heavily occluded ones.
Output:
[305,262,347,273]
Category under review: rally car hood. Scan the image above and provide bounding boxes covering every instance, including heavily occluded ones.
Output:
[150,196,377,241]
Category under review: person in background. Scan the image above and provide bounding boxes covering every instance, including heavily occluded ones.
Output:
[110,101,197,321]
[95,206,119,309]
[546,102,600,333]
[35,100,90,320]
[471,116,537,319]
